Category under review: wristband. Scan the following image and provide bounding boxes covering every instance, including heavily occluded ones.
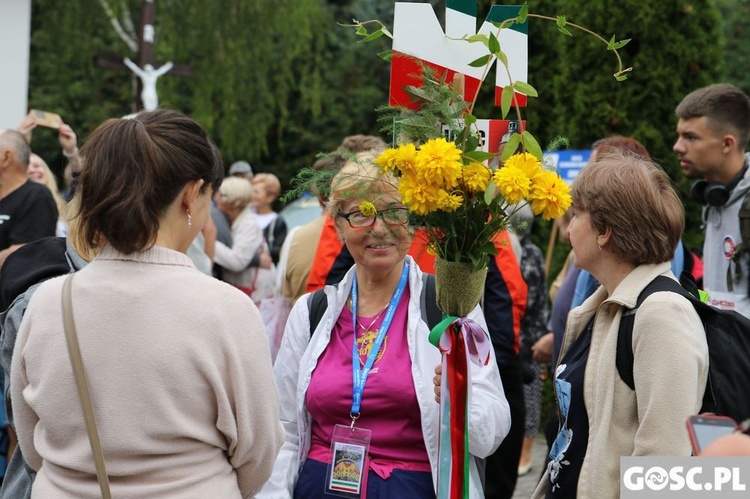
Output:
[62,147,79,158]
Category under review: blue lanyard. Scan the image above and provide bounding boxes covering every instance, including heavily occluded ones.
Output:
[350,263,409,418]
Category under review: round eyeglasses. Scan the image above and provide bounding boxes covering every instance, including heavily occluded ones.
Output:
[337,207,409,228]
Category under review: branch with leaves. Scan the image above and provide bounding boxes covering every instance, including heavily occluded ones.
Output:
[341,1,632,163]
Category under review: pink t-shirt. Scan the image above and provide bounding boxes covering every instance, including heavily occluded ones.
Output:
[306,288,431,478]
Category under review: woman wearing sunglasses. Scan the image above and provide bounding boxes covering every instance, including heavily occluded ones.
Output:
[258,152,509,498]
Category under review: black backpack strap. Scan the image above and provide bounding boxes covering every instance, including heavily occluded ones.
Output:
[307,289,328,337]
[616,276,688,390]
[737,188,750,294]
[420,273,443,329]
[307,271,442,338]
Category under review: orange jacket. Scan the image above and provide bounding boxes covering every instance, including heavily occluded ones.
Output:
[305,216,346,293]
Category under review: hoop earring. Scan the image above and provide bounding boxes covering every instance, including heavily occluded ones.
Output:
[597,244,602,252]
[187,211,192,229]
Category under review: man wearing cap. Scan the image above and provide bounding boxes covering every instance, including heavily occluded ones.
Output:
[228,160,254,180]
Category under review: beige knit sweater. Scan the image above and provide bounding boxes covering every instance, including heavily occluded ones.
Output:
[11,245,283,498]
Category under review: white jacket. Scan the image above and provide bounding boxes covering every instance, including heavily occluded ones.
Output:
[257,257,510,498]
[214,206,276,302]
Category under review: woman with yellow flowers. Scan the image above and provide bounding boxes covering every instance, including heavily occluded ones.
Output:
[257,152,510,498]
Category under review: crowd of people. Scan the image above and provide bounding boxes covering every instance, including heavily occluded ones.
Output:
[0,81,748,498]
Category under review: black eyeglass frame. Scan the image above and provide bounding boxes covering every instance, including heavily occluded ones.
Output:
[337,207,410,228]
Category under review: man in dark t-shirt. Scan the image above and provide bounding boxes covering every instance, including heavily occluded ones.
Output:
[0,130,57,270]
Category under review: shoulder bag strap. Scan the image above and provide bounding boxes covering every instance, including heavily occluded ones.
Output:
[61,274,112,499]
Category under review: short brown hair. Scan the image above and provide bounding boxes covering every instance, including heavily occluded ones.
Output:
[75,109,223,254]
[312,134,386,199]
[572,152,683,266]
[591,136,650,161]
[252,172,281,201]
[675,83,750,149]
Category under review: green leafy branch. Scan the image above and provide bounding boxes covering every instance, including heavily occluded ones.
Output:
[343,1,632,164]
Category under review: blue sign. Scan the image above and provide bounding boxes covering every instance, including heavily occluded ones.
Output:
[544,149,592,186]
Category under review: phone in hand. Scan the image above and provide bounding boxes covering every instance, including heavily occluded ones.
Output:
[30,109,62,129]
[686,414,737,455]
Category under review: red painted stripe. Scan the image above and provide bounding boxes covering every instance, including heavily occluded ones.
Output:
[390,52,483,110]
[447,326,468,499]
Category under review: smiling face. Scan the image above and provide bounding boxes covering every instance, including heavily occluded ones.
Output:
[27,154,47,183]
[335,192,413,280]
[673,116,727,182]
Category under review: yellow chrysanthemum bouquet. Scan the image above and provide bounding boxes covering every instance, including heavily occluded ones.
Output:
[377,137,571,268]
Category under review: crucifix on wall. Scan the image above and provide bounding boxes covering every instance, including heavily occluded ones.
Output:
[95,0,193,111]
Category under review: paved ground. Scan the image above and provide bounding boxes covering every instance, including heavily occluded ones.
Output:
[512,435,548,499]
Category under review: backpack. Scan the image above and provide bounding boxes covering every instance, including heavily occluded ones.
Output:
[734,191,750,294]
[616,271,750,423]
[306,272,442,334]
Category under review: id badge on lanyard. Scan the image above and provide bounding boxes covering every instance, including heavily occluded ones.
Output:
[326,424,372,497]
[324,264,409,498]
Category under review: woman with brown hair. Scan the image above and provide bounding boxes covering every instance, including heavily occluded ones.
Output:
[11,109,283,498]
[533,152,708,498]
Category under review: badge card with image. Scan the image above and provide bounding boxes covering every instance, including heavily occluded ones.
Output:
[325,424,371,498]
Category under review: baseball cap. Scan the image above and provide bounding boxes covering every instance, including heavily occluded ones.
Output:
[229,160,253,176]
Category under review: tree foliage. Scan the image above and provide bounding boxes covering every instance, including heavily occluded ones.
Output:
[473,0,723,262]
[549,0,724,249]
[27,0,334,186]
[27,0,728,254]
[716,0,750,97]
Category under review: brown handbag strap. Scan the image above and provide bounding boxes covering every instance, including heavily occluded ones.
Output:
[61,274,112,499]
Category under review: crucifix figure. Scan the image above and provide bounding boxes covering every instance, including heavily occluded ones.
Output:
[123,58,173,111]
[96,0,193,111]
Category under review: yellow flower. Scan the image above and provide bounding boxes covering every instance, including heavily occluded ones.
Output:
[493,166,531,204]
[437,190,464,212]
[393,143,418,175]
[398,173,440,215]
[503,152,542,180]
[416,138,463,190]
[375,148,399,173]
[359,200,377,216]
[528,170,572,219]
[461,162,491,193]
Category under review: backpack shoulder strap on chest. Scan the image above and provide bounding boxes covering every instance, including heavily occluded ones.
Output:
[306,270,444,338]
[616,276,691,390]
[307,289,328,337]
[420,273,443,329]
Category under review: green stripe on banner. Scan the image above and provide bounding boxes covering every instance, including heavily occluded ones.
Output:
[486,5,527,35]
[447,0,476,18]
